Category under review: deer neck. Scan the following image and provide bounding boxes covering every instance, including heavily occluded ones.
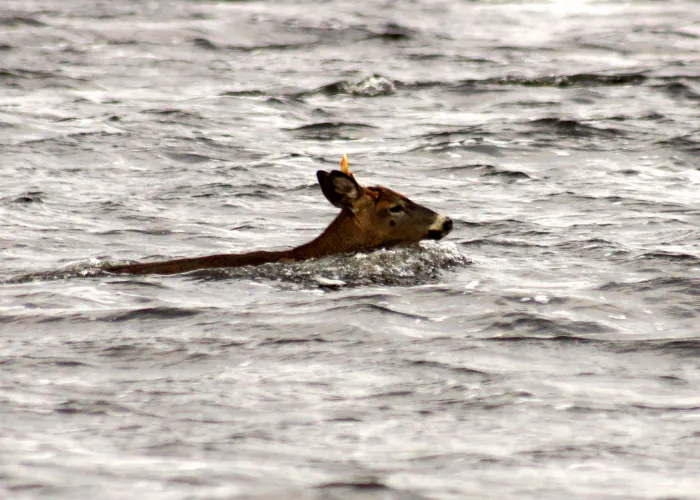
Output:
[291,209,369,261]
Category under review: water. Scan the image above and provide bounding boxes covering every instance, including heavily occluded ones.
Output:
[2,0,700,498]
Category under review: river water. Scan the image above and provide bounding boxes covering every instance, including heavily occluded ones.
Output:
[2,1,700,499]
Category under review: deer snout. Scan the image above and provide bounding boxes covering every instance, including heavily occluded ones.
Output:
[443,217,453,233]
[426,215,453,240]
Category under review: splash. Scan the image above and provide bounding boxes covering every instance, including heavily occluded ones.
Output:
[4,242,470,287]
[193,241,471,287]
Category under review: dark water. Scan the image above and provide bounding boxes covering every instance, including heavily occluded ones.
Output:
[2,0,700,498]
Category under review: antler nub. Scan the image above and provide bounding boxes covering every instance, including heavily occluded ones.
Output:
[340,153,352,176]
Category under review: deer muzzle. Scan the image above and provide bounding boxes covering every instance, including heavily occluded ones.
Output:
[426,215,453,240]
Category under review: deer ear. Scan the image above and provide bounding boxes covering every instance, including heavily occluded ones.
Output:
[317,170,364,209]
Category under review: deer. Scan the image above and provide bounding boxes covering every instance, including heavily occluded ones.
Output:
[104,155,453,275]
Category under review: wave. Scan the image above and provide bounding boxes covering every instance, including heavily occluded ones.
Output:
[614,339,700,357]
[452,72,648,90]
[189,20,421,55]
[285,121,379,140]
[3,191,45,204]
[299,75,396,98]
[655,134,700,152]
[312,480,432,500]
[598,276,700,296]
[637,251,700,265]
[653,80,700,101]
[484,311,613,337]
[104,306,203,322]
[437,163,532,182]
[409,359,491,379]
[525,117,627,139]
[54,399,133,416]
[0,16,46,27]
[0,66,88,90]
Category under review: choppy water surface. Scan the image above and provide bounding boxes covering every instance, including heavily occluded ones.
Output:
[2,0,700,498]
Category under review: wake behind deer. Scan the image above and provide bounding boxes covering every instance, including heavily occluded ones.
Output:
[105,155,453,276]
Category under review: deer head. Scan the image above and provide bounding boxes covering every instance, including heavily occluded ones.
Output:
[313,159,452,254]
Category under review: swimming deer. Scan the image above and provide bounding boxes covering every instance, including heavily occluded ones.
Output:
[105,155,453,275]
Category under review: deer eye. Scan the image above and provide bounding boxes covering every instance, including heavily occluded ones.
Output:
[389,205,404,214]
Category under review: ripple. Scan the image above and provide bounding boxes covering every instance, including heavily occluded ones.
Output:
[7,191,45,204]
[366,22,418,41]
[487,312,613,337]
[0,67,88,90]
[409,360,490,378]
[598,277,700,296]
[460,237,550,249]
[638,251,700,265]
[54,399,132,416]
[164,152,213,164]
[454,72,648,90]
[300,75,396,97]
[219,89,266,97]
[517,443,628,462]
[654,81,700,101]
[101,306,204,322]
[655,134,700,152]
[260,337,328,346]
[438,163,532,182]
[286,121,379,140]
[312,481,433,500]
[0,16,47,27]
[525,118,627,139]
[615,339,700,357]
[191,37,218,50]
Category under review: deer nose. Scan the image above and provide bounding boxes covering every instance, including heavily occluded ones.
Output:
[427,215,453,240]
[443,217,453,234]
